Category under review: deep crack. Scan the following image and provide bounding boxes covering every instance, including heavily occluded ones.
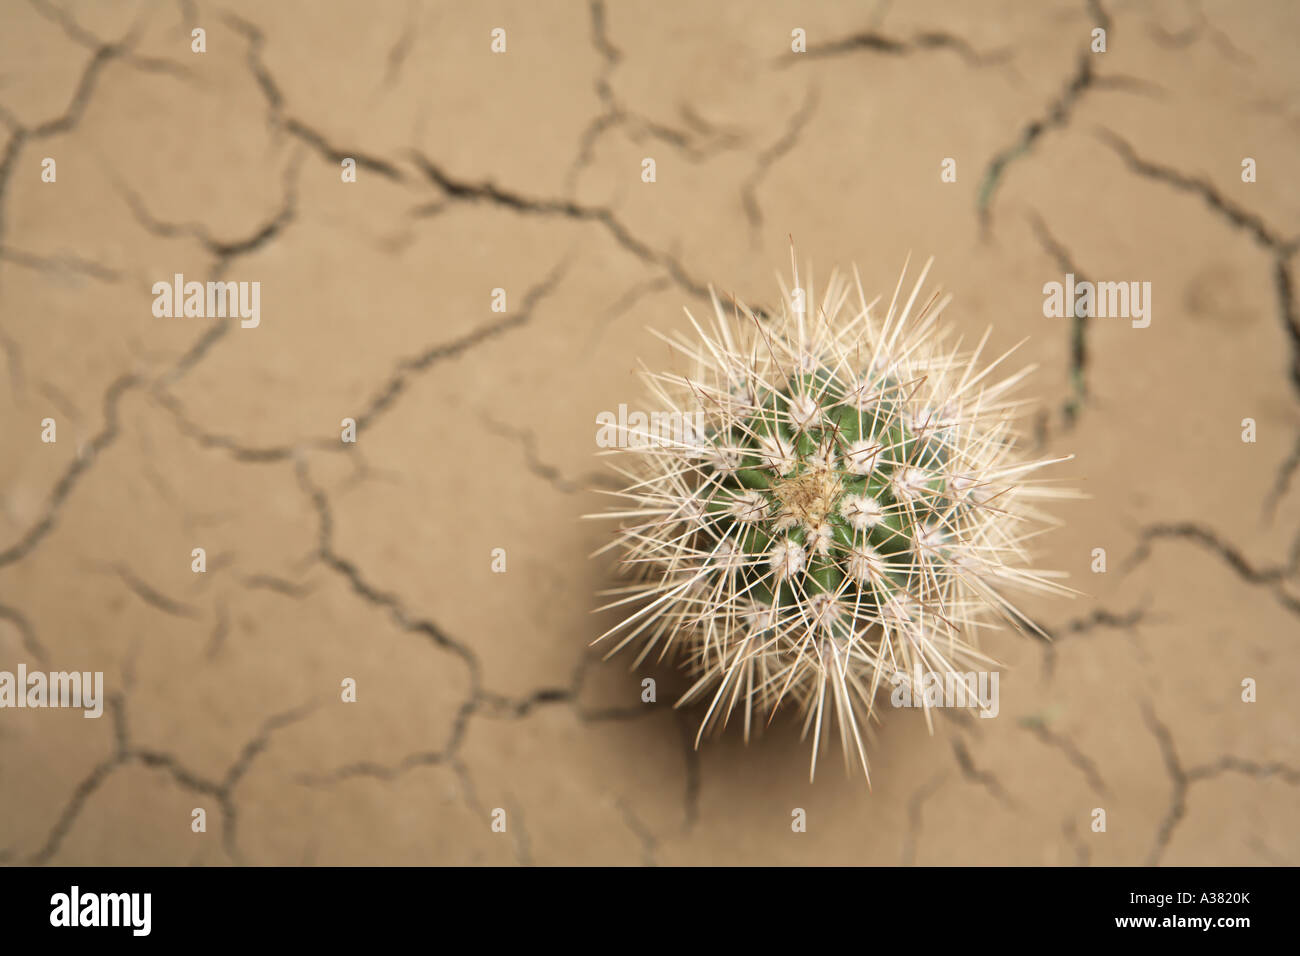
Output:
[1124,522,1300,616]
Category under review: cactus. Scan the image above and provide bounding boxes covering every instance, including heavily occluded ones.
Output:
[591,254,1072,783]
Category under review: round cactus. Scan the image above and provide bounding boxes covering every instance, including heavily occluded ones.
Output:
[592,255,1072,782]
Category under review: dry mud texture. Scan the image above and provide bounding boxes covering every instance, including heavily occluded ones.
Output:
[1,0,1298,866]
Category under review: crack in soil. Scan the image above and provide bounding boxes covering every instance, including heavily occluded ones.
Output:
[26,694,315,864]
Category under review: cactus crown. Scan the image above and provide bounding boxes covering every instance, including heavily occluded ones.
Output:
[701,353,960,620]
[593,255,1071,782]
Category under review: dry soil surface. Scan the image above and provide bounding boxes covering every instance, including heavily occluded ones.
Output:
[1,0,1298,865]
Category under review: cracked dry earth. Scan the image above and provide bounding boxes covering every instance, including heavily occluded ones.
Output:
[0,0,1298,867]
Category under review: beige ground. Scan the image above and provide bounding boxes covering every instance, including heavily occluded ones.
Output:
[1,0,1297,866]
